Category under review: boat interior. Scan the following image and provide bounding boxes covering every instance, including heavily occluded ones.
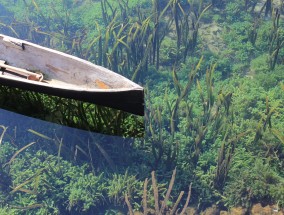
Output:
[0,60,44,82]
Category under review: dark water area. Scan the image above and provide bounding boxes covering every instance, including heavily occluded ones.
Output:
[0,0,284,214]
[0,107,141,214]
[0,86,144,137]
[0,108,121,146]
[0,107,133,167]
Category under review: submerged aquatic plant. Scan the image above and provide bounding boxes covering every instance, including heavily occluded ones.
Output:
[268,9,284,70]
[0,136,106,214]
[125,168,192,215]
[1,0,284,212]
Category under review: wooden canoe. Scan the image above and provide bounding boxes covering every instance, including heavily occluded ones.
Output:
[0,34,144,116]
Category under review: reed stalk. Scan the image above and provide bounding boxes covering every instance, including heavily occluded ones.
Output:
[0,125,8,146]
[151,171,160,213]
[143,178,148,215]
[127,169,192,215]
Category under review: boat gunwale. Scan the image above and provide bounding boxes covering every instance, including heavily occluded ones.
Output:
[0,34,143,90]
[0,72,143,92]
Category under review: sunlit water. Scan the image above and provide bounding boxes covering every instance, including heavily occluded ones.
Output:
[1,0,284,214]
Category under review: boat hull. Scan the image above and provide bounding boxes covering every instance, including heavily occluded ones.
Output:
[0,76,144,115]
[0,34,144,115]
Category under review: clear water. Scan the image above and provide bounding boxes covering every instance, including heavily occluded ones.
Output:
[1,0,284,214]
[0,108,136,214]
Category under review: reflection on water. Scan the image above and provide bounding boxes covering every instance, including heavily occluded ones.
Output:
[0,107,122,145]
[0,108,142,214]
[0,107,130,155]
[0,107,134,171]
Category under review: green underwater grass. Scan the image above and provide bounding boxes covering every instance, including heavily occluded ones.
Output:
[0,0,284,213]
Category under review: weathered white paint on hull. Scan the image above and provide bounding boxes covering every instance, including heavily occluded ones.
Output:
[0,34,144,115]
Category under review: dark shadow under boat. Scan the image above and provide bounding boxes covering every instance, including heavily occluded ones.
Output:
[0,86,144,137]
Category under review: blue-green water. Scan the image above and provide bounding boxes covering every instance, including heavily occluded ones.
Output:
[0,108,125,147]
[0,107,137,214]
[1,0,284,214]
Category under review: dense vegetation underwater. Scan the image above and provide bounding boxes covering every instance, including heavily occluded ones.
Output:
[0,0,284,214]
